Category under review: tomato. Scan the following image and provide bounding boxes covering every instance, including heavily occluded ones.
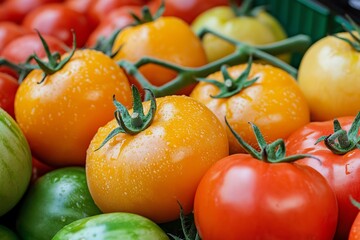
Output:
[297,31,360,121]
[52,212,169,240]
[0,225,18,240]
[22,3,92,48]
[64,0,93,15]
[0,109,32,217]
[14,48,132,167]
[0,22,28,51]
[285,114,360,240]
[112,15,207,95]
[16,167,102,240]
[0,72,18,118]
[191,3,288,62]
[86,6,143,48]
[190,62,310,154]
[86,91,229,223]
[0,0,62,23]
[194,122,338,239]
[350,197,360,240]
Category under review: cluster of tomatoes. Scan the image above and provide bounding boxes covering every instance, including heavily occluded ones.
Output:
[0,0,360,239]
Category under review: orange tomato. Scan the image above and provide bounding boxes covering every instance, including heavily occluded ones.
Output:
[190,63,310,154]
[15,49,132,167]
[112,16,207,95]
[86,95,229,223]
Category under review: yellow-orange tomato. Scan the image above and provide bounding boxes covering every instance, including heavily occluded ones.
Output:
[15,49,132,167]
[190,63,310,154]
[298,32,360,121]
[112,16,207,94]
[86,95,229,223]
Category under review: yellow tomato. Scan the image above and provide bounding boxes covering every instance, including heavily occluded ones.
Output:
[298,32,360,121]
[15,49,132,167]
[190,62,310,154]
[86,95,229,223]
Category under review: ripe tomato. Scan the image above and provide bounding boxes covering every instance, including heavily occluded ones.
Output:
[112,15,207,95]
[86,0,145,27]
[194,122,338,239]
[14,49,132,167]
[297,31,360,121]
[31,157,54,184]
[0,21,28,51]
[191,4,287,62]
[86,93,229,223]
[0,72,18,118]
[350,197,360,240]
[190,62,310,154]
[285,114,360,240]
[0,0,62,23]
[52,212,169,240]
[16,167,102,240]
[22,3,92,48]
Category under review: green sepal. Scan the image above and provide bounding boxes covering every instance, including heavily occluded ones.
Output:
[333,15,360,51]
[316,111,360,155]
[91,29,123,58]
[225,118,318,163]
[95,85,157,151]
[196,56,259,99]
[129,0,165,26]
[33,30,76,84]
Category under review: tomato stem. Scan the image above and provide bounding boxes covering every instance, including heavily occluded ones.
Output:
[225,118,318,163]
[95,85,157,150]
[316,111,360,155]
[129,0,164,26]
[333,15,360,51]
[230,0,253,16]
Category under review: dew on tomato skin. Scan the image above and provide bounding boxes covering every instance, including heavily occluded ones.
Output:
[60,216,67,222]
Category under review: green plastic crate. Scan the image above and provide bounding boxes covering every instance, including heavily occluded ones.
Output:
[253,0,351,67]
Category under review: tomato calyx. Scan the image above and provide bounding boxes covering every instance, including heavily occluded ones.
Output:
[91,29,122,58]
[129,0,164,26]
[0,57,37,82]
[96,85,156,150]
[196,56,258,98]
[333,16,360,51]
[316,112,360,155]
[229,0,253,17]
[32,30,76,84]
[225,118,317,163]
[119,34,310,99]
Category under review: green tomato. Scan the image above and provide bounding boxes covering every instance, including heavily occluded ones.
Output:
[52,212,170,240]
[0,108,32,216]
[191,6,288,62]
[0,225,19,240]
[16,167,102,240]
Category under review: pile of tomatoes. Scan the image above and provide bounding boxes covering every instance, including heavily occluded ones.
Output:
[0,0,360,239]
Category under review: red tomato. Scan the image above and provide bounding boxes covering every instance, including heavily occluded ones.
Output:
[0,33,68,78]
[87,0,145,27]
[86,6,143,47]
[285,115,360,240]
[349,197,360,240]
[0,0,62,23]
[0,22,28,51]
[22,3,92,48]
[0,72,18,118]
[64,0,93,15]
[31,157,54,184]
[194,152,338,239]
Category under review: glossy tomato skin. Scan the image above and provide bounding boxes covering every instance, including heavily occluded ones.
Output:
[285,116,360,240]
[14,49,132,167]
[112,16,207,95]
[16,167,102,240]
[0,22,28,51]
[194,154,338,240]
[190,63,310,154]
[298,32,360,121]
[52,212,169,240]
[86,95,229,223]
[0,109,32,217]
[0,72,18,118]
[22,3,92,48]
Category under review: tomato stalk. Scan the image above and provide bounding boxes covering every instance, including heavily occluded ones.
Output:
[118,32,310,99]
[225,118,317,163]
[334,16,360,51]
[0,58,37,82]
[316,111,360,155]
[96,85,156,150]
[229,0,253,16]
